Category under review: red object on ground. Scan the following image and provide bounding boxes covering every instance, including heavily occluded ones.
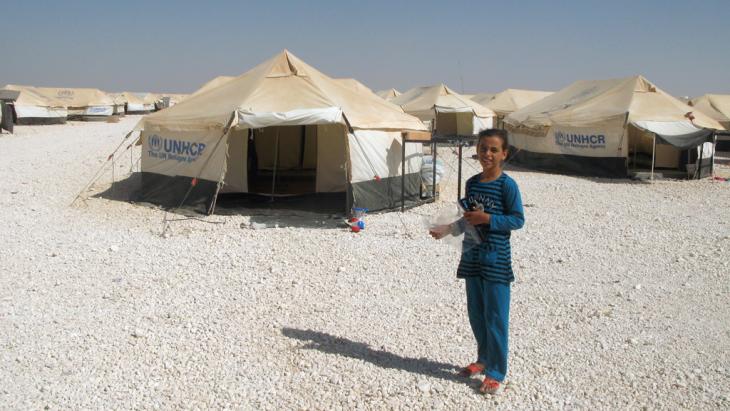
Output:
[191,178,198,187]
[348,217,359,223]
[350,225,361,233]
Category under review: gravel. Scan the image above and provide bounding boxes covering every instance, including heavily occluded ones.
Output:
[1,116,729,409]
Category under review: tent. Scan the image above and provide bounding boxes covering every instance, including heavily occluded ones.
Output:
[485,89,553,129]
[689,94,730,149]
[191,76,236,96]
[114,92,148,114]
[2,85,68,124]
[504,76,724,178]
[35,87,114,120]
[376,88,401,100]
[139,93,161,112]
[334,78,374,95]
[469,93,495,105]
[133,50,429,214]
[158,93,189,109]
[108,93,128,116]
[390,84,495,137]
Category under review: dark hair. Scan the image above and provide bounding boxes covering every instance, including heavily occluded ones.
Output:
[477,128,509,150]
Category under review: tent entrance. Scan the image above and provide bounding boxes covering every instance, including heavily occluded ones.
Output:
[248,125,318,195]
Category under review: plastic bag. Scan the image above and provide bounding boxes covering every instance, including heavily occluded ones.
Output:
[421,155,445,188]
[425,202,483,254]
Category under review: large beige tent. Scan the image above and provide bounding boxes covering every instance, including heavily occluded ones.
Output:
[504,75,724,178]
[115,92,149,114]
[2,85,68,124]
[485,89,553,128]
[390,84,495,137]
[469,93,495,105]
[690,94,730,149]
[376,88,401,100]
[133,50,429,214]
[107,93,127,116]
[192,76,237,96]
[35,87,114,120]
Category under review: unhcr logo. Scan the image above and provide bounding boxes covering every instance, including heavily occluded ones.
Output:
[554,131,606,149]
[147,134,207,163]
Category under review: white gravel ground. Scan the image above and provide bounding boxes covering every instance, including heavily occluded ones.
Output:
[1,116,729,409]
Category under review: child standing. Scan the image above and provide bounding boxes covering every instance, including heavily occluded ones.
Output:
[430,128,524,394]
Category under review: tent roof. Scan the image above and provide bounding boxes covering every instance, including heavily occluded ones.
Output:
[2,84,66,108]
[376,88,401,100]
[334,78,374,95]
[689,94,730,123]
[139,50,427,131]
[192,76,237,96]
[390,84,495,118]
[34,87,114,107]
[469,93,496,106]
[505,76,723,131]
[486,89,553,116]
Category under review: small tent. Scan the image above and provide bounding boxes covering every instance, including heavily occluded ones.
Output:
[108,93,127,116]
[504,76,724,178]
[35,87,114,120]
[390,84,495,137]
[2,85,68,124]
[133,50,429,214]
[689,94,730,149]
[117,92,149,114]
[485,89,553,129]
[376,88,401,101]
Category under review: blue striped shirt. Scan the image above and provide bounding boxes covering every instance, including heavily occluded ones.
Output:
[456,173,525,283]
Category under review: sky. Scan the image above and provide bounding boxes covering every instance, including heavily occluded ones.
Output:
[2,0,728,97]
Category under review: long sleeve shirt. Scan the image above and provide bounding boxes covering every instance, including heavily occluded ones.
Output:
[456,173,525,283]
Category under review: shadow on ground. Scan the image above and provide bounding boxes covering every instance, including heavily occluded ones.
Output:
[281,327,467,385]
[92,174,347,229]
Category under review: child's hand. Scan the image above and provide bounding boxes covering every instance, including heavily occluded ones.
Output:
[464,211,491,226]
[429,224,451,239]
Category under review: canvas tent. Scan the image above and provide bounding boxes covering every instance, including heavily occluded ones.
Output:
[689,94,730,149]
[390,84,495,137]
[2,85,68,124]
[469,93,496,106]
[376,88,401,101]
[485,89,553,129]
[35,87,114,120]
[504,76,724,178]
[192,76,236,96]
[133,50,429,215]
[108,93,128,116]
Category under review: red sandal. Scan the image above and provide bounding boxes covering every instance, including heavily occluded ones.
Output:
[479,377,502,395]
[458,362,485,377]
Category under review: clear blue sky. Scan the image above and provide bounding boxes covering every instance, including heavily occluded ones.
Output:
[3,0,728,97]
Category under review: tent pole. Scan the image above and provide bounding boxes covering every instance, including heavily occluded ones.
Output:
[697,140,704,180]
[457,139,463,200]
[432,141,437,199]
[711,133,716,177]
[270,128,279,201]
[651,134,656,181]
[401,134,406,212]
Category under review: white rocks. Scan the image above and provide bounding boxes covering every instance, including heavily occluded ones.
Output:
[1,119,729,409]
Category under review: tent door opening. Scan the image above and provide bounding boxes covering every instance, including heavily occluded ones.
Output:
[248,125,318,195]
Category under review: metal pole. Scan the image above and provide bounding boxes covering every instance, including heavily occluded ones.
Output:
[270,128,279,201]
[401,137,406,212]
[711,133,716,177]
[697,140,704,180]
[432,141,437,199]
[457,140,463,200]
[651,134,656,181]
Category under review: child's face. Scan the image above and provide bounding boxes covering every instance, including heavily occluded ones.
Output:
[477,136,507,172]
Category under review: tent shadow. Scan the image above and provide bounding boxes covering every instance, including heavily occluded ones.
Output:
[502,163,653,185]
[92,174,347,228]
[281,327,468,386]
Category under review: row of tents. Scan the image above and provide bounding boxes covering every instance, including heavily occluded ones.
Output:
[103,50,726,216]
[0,85,189,124]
